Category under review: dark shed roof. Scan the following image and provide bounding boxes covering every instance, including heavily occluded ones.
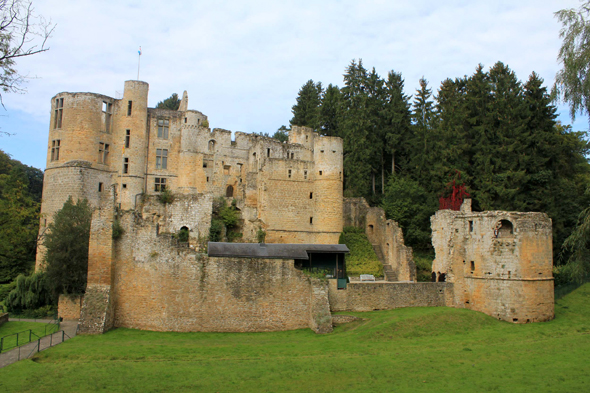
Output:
[208,242,349,260]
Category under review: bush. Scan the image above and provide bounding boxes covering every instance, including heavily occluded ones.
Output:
[339,227,383,277]
[257,229,266,243]
[5,272,55,313]
[414,252,434,282]
[177,227,189,243]
[159,189,174,204]
[112,219,124,239]
[209,219,224,242]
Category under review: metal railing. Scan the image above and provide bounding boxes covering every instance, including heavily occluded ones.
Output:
[0,330,39,353]
[18,330,71,362]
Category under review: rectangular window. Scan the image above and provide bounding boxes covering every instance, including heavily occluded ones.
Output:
[125,130,130,148]
[319,170,323,176]
[157,119,169,139]
[304,170,307,179]
[288,169,292,178]
[156,149,168,169]
[123,157,129,174]
[54,98,64,129]
[310,217,313,224]
[122,183,127,189]
[203,162,208,168]
[98,182,103,192]
[310,192,313,199]
[127,101,132,116]
[51,139,60,161]
[98,143,110,164]
[267,148,270,157]
[102,101,112,133]
[224,165,231,175]
[154,177,166,192]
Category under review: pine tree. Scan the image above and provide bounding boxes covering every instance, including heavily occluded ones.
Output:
[290,80,323,130]
[156,93,181,110]
[410,77,436,183]
[319,84,342,137]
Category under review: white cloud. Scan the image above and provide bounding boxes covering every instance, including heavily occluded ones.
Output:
[1,0,586,168]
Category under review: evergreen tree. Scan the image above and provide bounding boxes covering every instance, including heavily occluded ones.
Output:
[410,77,436,183]
[156,93,181,110]
[44,197,92,296]
[290,80,323,130]
[319,84,342,137]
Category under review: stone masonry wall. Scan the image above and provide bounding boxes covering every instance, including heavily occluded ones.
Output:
[109,208,326,332]
[328,280,453,312]
[343,198,415,281]
[58,295,83,321]
[431,200,554,323]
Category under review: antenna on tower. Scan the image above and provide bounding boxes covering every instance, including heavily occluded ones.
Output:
[137,46,142,80]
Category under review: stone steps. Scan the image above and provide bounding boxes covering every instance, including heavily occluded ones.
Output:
[373,244,396,281]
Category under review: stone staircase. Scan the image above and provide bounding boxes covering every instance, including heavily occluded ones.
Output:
[373,244,397,281]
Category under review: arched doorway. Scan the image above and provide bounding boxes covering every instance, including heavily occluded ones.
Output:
[226,185,234,198]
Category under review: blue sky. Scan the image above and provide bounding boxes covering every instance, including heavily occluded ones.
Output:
[0,0,587,170]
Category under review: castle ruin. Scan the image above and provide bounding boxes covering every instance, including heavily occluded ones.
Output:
[37,80,554,334]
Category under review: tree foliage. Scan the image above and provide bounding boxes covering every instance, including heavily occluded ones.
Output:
[285,60,590,258]
[290,80,323,131]
[0,149,41,283]
[553,1,590,121]
[5,271,53,313]
[43,197,92,296]
[156,93,181,110]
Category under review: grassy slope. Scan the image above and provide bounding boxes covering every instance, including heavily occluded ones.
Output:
[1,285,589,392]
[0,322,59,352]
[339,227,383,277]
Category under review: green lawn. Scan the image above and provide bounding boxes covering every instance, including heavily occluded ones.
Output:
[0,321,59,353]
[1,285,590,392]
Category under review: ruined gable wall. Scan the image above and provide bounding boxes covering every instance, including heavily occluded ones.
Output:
[343,198,415,281]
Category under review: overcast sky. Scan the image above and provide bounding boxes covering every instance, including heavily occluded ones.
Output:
[0,0,587,170]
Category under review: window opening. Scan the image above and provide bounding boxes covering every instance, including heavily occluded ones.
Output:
[184,117,187,123]
[98,143,110,164]
[206,176,210,182]
[310,192,313,199]
[267,148,270,157]
[438,273,446,282]
[98,182,103,192]
[288,169,292,178]
[496,220,514,238]
[304,170,308,179]
[102,101,112,133]
[122,183,127,189]
[158,119,169,139]
[469,220,473,232]
[54,98,64,129]
[156,149,168,169]
[51,139,60,161]
[470,261,475,272]
[319,171,323,176]
[156,223,160,236]
[291,152,294,159]
[123,157,129,174]
[203,162,208,168]
[431,272,437,282]
[321,150,324,153]
[127,101,132,116]
[226,185,234,198]
[125,130,130,148]
[368,224,374,234]
[154,177,166,191]
[310,217,313,224]
[208,140,216,152]
[224,165,231,175]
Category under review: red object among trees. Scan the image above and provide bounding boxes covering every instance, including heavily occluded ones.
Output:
[439,173,470,211]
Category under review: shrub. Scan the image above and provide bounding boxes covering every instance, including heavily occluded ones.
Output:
[177,227,189,243]
[159,189,174,204]
[5,272,55,313]
[112,219,124,239]
[257,229,266,243]
[209,219,224,242]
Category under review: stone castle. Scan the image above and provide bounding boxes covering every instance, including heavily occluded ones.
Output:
[38,80,554,334]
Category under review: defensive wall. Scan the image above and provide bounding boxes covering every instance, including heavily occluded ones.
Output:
[78,194,333,334]
[343,198,415,281]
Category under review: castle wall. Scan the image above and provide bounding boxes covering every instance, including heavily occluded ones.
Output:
[328,281,452,312]
[343,198,415,281]
[109,207,324,332]
[58,295,83,321]
[430,200,554,323]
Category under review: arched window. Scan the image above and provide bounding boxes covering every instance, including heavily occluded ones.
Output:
[226,185,234,198]
[178,226,189,243]
[496,219,514,238]
[208,140,216,152]
[431,272,437,282]
[438,272,446,282]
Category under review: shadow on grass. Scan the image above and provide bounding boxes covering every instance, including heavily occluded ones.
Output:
[555,282,585,300]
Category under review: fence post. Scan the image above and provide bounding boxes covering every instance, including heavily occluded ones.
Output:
[0,336,3,353]
[37,338,40,353]
[29,329,31,343]
[62,330,65,342]
[50,332,53,347]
